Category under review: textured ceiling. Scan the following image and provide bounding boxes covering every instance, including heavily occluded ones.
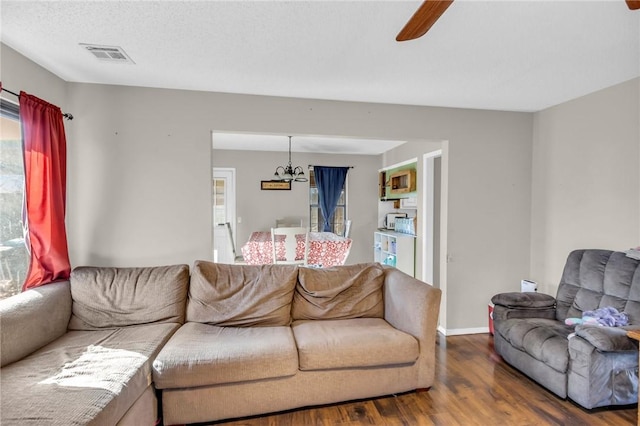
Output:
[2,0,638,113]
[1,1,639,153]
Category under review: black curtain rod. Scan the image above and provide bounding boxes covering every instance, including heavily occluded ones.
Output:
[308,165,355,169]
[1,87,74,120]
[2,87,20,97]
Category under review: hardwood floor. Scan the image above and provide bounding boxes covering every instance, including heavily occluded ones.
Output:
[200,333,637,425]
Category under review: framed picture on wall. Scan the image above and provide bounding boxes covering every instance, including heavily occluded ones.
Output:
[260,180,291,190]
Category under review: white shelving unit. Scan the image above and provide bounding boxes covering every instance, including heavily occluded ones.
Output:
[373,230,416,277]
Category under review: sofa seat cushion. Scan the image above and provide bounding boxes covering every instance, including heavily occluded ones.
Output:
[152,322,298,389]
[292,318,419,371]
[0,323,178,425]
[494,318,573,373]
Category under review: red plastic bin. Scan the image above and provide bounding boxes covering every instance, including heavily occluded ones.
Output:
[488,303,494,335]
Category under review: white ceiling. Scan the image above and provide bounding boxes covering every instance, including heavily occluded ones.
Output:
[2,0,639,152]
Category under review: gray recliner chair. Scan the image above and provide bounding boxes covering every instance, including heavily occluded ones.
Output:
[492,249,640,409]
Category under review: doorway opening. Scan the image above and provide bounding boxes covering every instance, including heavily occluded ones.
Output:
[212,168,236,263]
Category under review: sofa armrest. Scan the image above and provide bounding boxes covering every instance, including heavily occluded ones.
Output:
[383,268,442,388]
[0,281,71,366]
[574,325,639,352]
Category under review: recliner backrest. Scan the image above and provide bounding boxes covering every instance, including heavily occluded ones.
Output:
[555,249,640,323]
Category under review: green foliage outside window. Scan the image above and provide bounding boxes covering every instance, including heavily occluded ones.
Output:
[0,139,28,299]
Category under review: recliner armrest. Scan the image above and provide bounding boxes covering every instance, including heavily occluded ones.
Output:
[574,325,639,352]
[492,305,557,321]
[492,291,556,309]
[491,292,557,321]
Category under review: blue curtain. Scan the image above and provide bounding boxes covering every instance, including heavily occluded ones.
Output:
[314,166,349,232]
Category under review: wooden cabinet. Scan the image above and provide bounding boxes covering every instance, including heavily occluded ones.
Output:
[378,171,386,199]
[389,169,416,194]
[373,230,416,277]
[379,168,417,200]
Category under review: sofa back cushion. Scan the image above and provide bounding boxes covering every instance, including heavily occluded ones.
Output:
[292,263,384,320]
[556,250,640,323]
[186,261,298,326]
[68,264,190,330]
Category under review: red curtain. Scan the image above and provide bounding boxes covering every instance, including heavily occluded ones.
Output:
[19,91,71,290]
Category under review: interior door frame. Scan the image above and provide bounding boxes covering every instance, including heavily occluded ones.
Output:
[422,146,449,334]
[421,150,441,285]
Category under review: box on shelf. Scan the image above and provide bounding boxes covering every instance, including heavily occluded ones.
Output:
[394,217,417,235]
[383,255,397,267]
[400,197,418,209]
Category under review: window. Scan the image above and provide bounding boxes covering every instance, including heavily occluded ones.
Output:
[0,98,27,300]
[213,177,227,225]
[309,168,347,235]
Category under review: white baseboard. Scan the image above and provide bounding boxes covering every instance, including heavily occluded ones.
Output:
[438,326,490,336]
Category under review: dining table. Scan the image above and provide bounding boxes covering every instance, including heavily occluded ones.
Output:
[240,231,352,267]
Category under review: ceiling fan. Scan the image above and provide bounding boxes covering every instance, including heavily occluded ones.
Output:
[396,0,640,42]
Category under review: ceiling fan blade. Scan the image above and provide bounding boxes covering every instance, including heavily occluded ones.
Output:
[626,0,640,10]
[396,0,454,42]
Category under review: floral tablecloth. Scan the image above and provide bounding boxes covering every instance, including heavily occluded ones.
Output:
[241,231,352,267]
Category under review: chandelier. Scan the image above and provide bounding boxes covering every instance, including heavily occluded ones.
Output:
[273,136,308,182]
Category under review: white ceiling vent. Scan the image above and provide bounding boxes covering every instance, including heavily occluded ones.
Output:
[80,44,135,64]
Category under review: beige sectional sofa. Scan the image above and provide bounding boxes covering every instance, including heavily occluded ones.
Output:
[0,261,441,426]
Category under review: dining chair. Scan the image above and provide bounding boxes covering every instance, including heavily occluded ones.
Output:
[275,217,303,228]
[224,222,245,264]
[344,220,352,238]
[271,227,308,265]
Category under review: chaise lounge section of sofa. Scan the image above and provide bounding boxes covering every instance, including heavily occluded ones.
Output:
[0,264,189,425]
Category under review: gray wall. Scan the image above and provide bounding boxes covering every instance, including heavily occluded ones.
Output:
[2,42,534,332]
[381,124,533,332]
[1,44,68,115]
[11,42,634,333]
[213,149,381,264]
[531,78,640,296]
